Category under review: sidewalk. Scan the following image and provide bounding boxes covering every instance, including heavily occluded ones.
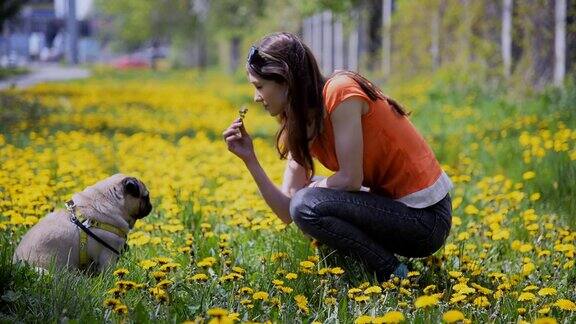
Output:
[0,63,91,90]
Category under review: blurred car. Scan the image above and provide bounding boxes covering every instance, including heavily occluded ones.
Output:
[111,55,149,69]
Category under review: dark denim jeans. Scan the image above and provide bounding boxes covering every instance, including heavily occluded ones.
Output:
[289,188,452,280]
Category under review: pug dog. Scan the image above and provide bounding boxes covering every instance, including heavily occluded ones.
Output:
[13,173,152,274]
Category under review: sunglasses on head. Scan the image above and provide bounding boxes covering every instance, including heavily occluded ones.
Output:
[247,46,281,65]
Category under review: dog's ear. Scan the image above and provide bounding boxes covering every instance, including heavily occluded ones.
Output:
[123,178,141,197]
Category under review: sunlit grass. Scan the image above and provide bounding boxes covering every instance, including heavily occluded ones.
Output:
[0,70,574,323]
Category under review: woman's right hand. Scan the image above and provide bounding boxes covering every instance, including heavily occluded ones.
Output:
[223,118,255,162]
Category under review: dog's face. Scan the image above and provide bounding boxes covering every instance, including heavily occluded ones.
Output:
[88,173,153,221]
[120,176,153,220]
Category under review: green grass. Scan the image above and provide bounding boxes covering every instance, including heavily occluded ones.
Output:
[0,70,575,323]
[0,67,28,81]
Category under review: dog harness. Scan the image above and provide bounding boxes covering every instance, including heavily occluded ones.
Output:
[65,200,129,270]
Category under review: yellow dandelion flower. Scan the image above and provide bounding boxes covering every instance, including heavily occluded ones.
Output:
[407,271,420,277]
[538,307,551,315]
[423,284,437,294]
[354,295,370,303]
[522,262,535,276]
[139,259,157,270]
[189,273,209,283]
[324,297,337,305]
[299,260,314,269]
[151,271,166,281]
[538,287,557,296]
[450,294,467,304]
[399,287,412,296]
[414,295,439,308]
[113,268,129,278]
[473,296,490,308]
[348,288,362,299]
[285,272,298,280]
[523,285,538,291]
[453,283,475,295]
[448,271,462,278]
[364,286,382,295]
[207,307,228,317]
[517,307,527,315]
[294,294,309,314]
[442,310,465,323]
[518,292,536,302]
[232,266,245,274]
[354,315,373,324]
[238,287,253,295]
[103,298,121,308]
[279,286,293,294]
[330,267,345,275]
[533,317,557,324]
[156,279,173,289]
[252,291,269,301]
[155,257,173,265]
[159,262,180,272]
[113,304,128,314]
[107,288,124,297]
[464,205,479,215]
[553,299,576,311]
[377,310,405,324]
[522,171,536,180]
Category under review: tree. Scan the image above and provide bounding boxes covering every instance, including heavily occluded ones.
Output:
[1,0,29,34]
[502,0,513,78]
[206,0,266,73]
[554,0,566,87]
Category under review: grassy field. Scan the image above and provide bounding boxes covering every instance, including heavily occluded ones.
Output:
[0,69,574,323]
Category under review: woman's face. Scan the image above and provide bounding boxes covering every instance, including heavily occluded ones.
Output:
[248,72,288,117]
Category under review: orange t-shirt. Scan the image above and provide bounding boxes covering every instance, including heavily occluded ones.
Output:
[310,75,448,203]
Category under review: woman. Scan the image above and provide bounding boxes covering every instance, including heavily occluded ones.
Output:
[223,32,452,280]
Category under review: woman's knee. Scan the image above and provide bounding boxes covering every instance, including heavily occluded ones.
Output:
[289,187,321,224]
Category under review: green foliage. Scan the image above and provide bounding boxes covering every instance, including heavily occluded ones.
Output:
[0,67,27,80]
[0,0,29,33]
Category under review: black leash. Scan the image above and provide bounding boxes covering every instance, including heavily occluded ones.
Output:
[70,216,122,255]
[66,200,124,256]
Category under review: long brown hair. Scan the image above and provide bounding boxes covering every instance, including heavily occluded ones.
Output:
[247,32,408,179]
[328,70,410,117]
[247,32,324,178]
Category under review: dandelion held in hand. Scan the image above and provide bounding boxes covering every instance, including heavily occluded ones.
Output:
[239,106,248,121]
[236,106,248,138]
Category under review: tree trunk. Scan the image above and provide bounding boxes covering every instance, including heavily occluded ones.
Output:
[334,19,344,70]
[366,0,382,71]
[312,13,322,65]
[554,0,566,87]
[431,2,441,70]
[322,10,333,74]
[346,10,361,72]
[303,17,312,47]
[460,0,471,67]
[567,0,576,74]
[502,0,513,78]
[529,1,555,89]
[66,0,79,65]
[382,0,392,78]
[229,36,241,73]
[348,10,360,72]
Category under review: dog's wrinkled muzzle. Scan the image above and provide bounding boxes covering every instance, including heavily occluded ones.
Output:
[136,198,152,219]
